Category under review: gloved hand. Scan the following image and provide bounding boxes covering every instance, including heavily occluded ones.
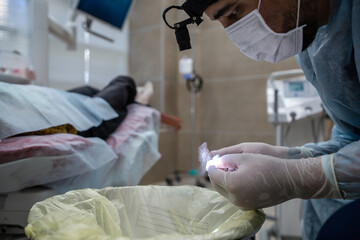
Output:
[208,153,341,210]
[211,142,290,159]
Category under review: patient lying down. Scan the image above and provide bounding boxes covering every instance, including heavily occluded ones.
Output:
[2,76,154,140]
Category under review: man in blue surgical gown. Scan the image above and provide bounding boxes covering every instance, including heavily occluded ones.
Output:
[203,0,360,239]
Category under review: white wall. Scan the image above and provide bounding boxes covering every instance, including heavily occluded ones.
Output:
[49,34,128,90]
[0,0,32,63]
[48,0,130,90]
[0,0,130,89]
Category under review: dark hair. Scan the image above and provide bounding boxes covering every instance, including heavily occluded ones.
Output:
[282,0,318,50]
[301,0,319,50]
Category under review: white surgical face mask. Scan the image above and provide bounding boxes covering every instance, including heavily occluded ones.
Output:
[225,0,305,63]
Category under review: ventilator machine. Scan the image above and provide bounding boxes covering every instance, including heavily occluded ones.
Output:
[267,69,324,146]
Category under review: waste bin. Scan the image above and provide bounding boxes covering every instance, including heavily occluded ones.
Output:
[25,185,265,240]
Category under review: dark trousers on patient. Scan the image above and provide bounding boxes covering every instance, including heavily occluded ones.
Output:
[68,76,137,140]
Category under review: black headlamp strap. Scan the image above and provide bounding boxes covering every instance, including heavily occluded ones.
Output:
[162,2,210,51]
[162,5,183,29]
[162,5,203,30]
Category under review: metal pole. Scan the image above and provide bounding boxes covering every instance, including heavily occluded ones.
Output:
[190,89,197,170]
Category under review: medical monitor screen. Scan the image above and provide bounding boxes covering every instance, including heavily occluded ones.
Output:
[76,0,133,29]
[289,82,304,92]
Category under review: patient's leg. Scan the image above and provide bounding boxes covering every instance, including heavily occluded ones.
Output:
[95,76,137,112]
[67,86,100,97]
[78,76,137,140]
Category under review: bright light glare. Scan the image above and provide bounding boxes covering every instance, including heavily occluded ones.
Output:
[206,155,221,171]
[84,32,90,85]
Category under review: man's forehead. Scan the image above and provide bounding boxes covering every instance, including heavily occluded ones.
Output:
[214,3,234,19]
[214,0,257,19]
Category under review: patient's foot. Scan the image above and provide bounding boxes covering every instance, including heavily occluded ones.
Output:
[136,81,154,105]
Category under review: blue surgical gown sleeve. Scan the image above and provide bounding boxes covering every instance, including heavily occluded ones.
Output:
[301,126,357,157]
[297,126,360,199]
[293,0,360,200]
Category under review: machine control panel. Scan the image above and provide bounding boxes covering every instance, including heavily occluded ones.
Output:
[283,81,318,98]
[267,70,323,123]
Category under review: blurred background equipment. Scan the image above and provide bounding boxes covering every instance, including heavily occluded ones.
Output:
[71,0,133,42]
[267,69,325,146]
[0,50,35,84]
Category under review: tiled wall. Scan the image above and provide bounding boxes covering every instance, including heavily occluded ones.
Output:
[129,0,179,184]
[130,0,300,183]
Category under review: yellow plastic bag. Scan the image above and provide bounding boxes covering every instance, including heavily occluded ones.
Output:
[25,186,265,240]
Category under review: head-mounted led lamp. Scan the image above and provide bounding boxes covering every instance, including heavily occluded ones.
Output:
[162,0,218,51]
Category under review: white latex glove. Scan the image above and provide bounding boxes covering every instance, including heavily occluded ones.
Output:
[208,153,341,210]
[211,142,290,159]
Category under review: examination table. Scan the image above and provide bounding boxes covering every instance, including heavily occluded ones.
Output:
[0,103,161,237]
